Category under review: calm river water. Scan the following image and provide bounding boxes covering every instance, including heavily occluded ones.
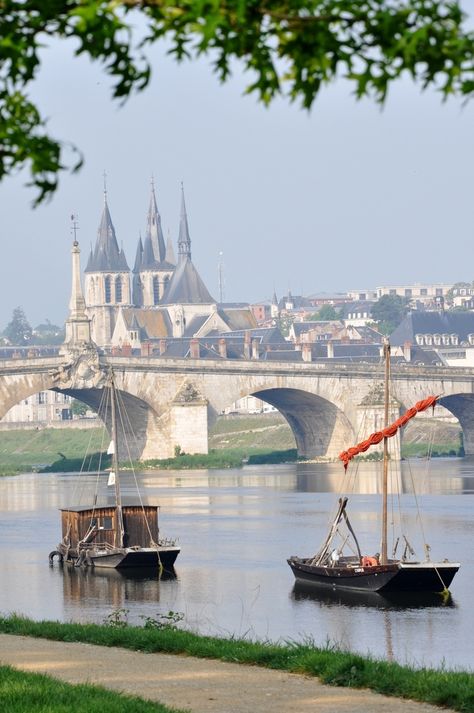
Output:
[0,459,473,671]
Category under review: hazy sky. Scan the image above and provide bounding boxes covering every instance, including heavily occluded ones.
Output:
[1,35,473,329]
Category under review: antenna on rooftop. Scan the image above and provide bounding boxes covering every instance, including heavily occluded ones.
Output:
[218,251,225,304]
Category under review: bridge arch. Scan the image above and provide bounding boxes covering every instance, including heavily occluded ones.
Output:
[0,370,157,461]
[241,388,355,459]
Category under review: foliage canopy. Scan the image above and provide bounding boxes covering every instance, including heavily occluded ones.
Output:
[371,293,409,334]
[1,1,473,203]
[2,306,32,345]
[307,304,340,320]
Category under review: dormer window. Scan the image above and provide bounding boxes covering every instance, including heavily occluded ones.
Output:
[425,335,432,345]
[468,334,474,346]
[433,334,441,345]
[415,334,424,345]
[442,334,450,345]
[451,334,459,345]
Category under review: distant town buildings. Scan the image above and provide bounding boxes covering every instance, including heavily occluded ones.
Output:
[1,391,72,425]
[3,179,474,429]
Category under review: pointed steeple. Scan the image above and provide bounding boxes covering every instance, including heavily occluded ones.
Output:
[147,178,166,262]
[142,232,158,269]
[165,230,176,266]
[133,234,143,273]
[177,183,192,262]
[85,190,129,273]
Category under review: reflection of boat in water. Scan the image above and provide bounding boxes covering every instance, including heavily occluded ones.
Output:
[58,563,177,607]
[50,370,180,571]
[291,581,455,611]
[288,340,460,595]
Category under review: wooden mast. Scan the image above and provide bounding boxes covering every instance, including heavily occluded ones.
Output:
[381,338,390,565]
[109,371,124,548]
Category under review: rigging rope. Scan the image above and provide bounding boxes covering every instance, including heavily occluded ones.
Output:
[339,395,438,470]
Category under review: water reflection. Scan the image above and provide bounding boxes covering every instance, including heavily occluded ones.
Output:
[52,564,177,608]
[291,581,456,611]
[0,463,472,670]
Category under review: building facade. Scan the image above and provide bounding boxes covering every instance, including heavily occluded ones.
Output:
[84,183,256,349]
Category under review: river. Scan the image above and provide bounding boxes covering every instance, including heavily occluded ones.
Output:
[0,458,472,671]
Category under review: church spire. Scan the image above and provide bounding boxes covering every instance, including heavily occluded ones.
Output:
[85,187,129,273]
[177,183,191,262]
[165,229,176,266]
[147,177,166,263]
[63,215,92,349]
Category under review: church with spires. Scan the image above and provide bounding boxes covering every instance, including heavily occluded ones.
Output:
[83,183,257,350]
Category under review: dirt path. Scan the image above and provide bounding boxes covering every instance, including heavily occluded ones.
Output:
[0,634,453,713]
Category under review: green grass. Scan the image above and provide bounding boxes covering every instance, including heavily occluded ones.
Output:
[0,664,185,713]
[402,443,464,458]
[140,448,299,470]
[0,615,473,711]
[0,414,464,476]
[0,428,105,475]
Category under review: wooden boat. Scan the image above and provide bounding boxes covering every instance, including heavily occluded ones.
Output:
[288,340,459,594]
[49,371,180,570]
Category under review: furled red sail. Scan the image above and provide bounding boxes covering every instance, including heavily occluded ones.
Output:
[339,396,438,470]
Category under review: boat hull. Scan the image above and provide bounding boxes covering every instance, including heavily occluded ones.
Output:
[56,545,180,571]
[287,557,459,593]
[288,557,399,592]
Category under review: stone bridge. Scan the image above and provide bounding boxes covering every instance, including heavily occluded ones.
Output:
[0,348,473,460]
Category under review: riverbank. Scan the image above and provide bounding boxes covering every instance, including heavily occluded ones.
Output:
[0,615,470,712]
[0,413,463,475]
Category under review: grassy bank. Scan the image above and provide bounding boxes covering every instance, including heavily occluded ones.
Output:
[0,414,464,476]
[0,428,105,475]
[0,664,184,713]
[0,614,472,711]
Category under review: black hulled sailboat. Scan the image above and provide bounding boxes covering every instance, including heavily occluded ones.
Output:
[287,340,459,594]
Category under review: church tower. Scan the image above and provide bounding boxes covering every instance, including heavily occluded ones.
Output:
[161,185,216,336]
[61,216,94,354]
[84,189,131,346]
[132,181,175,307]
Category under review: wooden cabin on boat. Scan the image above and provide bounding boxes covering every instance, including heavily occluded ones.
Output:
[60,504,160,553]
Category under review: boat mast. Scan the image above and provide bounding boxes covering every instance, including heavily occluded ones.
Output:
[381,338,390,565]
[109,371,124,548]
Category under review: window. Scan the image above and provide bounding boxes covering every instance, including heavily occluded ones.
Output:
[153,276,160,305]
[104,275,112,303]
[37,392,46,404]
[405,289,412,297]
[115,276,122,303]
[433,334,441,345]
[415,334,424,345]
[389,289,397,296]
[420,288,428,296]
[435,288,443,296]
[99,516,113,530]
